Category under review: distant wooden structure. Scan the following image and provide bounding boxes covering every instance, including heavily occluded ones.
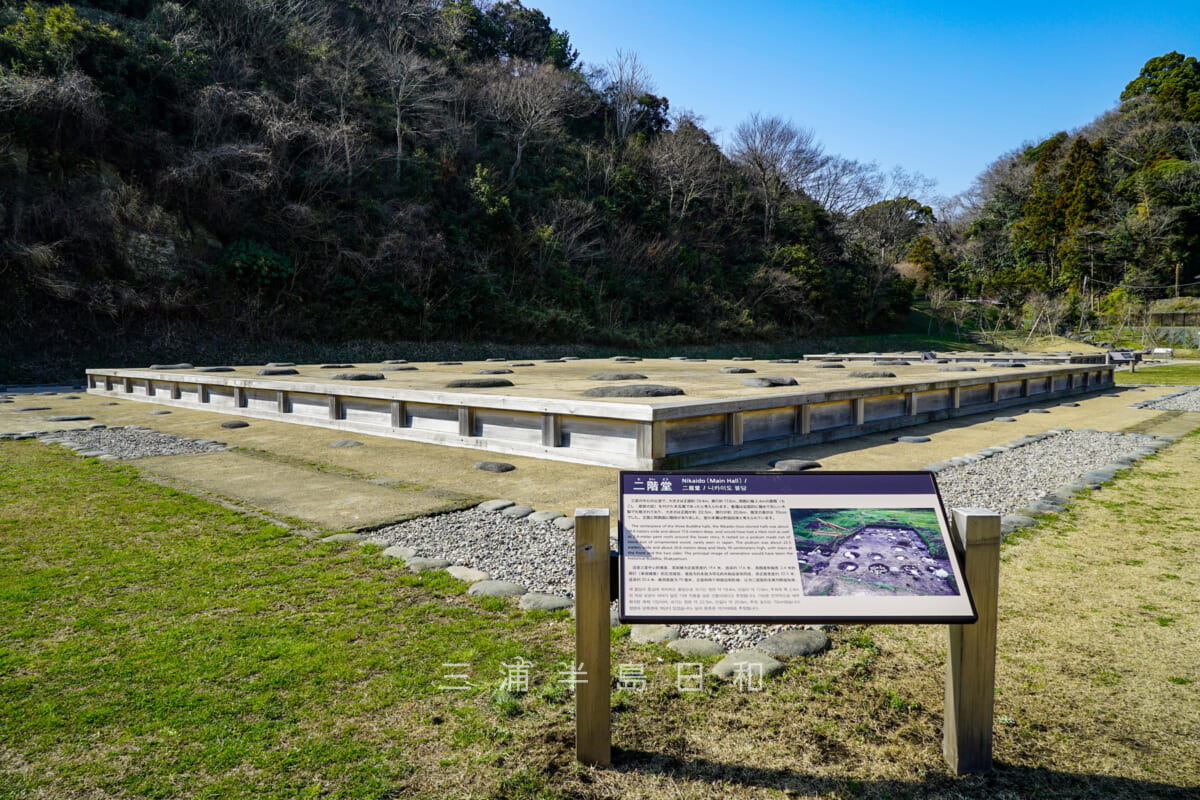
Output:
[1149,310,1200,327]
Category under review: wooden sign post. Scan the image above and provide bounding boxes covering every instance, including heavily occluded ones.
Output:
[944,508,1001,774]
[574,508,611,766]
[574,503,1000,775]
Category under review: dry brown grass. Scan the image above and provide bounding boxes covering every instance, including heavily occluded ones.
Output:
[510,435,1200,800]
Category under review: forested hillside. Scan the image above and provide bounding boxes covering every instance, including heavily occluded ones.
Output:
[0,0,920,380]
[933,52,1200,331]
[4,0,1198,381]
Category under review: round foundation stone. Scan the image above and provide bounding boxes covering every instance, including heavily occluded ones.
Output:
[446,378,514,388]
[582,384,684,397]
[332,372,384,381]
[587,373,648,381]
[474,461,516,472]
[742,376,797,387]
[773,459,821,472]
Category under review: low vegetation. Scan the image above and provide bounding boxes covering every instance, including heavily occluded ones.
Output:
[1115,360,1200,385]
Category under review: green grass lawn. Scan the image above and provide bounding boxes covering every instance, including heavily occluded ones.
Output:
[3,438,1198,800]
[0,443,573,799]
[1116,362,1200,385]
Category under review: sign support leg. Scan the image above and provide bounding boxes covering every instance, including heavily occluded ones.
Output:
[575,508,611,766]
[944,507,1001,774]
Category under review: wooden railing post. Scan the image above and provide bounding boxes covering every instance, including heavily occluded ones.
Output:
[944,507,1001,774]
[575,508,611,766]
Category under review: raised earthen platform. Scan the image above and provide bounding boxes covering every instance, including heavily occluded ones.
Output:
[86,357,1116,469]
[802,350,1106,365]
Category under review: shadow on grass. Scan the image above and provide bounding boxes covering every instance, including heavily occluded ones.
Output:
[608,749,1197,799]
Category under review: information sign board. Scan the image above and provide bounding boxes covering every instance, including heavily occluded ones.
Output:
[618,471,976,624]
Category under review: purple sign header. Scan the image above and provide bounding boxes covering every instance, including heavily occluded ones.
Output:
[620,471,937,496]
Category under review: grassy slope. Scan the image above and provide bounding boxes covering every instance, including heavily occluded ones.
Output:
[1,438,1198,799]
[1116,362,1200,385]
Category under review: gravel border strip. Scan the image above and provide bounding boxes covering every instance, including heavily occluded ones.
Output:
[1,426,235,459]
[365,425,1176,651]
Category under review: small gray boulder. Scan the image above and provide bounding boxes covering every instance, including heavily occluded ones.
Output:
[630,624,680,644]
[468,580,527,597]
[519,593,573,611]
[668,638,726,657]
[755,629,830,660]
[711,649,786,680]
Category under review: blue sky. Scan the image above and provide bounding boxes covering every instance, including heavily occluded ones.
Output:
[531,0,1200,200]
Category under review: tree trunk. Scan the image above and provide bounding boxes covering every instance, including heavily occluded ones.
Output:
[507,139,526,187]
[394,106,404,177]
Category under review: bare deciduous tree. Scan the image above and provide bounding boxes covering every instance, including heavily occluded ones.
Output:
[367,0,448,174]
[804,155,883,217]
[477,60,578,185]
[729,113,827,242]
[359,0,438,45]
[603,49,655,145]
[1024,291,1070,342]
[648,113,724,220]
[543,198,602,265]
[315,36,373,185]
[878,165,938,204]
[377,42,447,174]
[927,284,952,335]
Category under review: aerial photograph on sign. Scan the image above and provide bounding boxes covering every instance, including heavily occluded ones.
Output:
[791,508,960,597]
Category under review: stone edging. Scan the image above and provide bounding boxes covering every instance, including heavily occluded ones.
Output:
[1129,386,1197,409]
[921,427,1175,535]
[311,499,836,678]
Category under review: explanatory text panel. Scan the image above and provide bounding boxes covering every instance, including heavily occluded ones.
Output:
[618,471,976,624]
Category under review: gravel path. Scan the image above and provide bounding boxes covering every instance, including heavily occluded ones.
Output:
[932,429,1151,516]
[375,508,577,597]
[373,426,1174,650]
[1135,385,1200,412]
[21,426,229,458]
